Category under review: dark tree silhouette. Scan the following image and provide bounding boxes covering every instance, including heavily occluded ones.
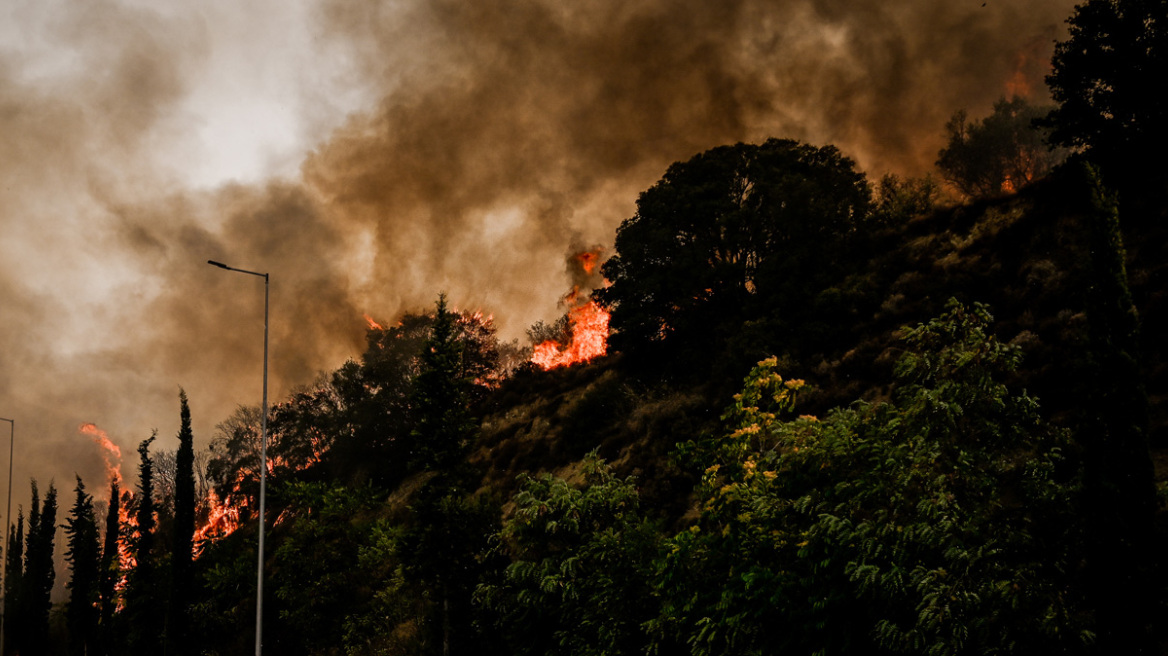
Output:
[1046,0,1168,196]
[23,480,57,652]
[168,390,196,656]
[595,138,870,354]
[124,433,161,656]
[1073,163,1158,654]
[408,294,477,472]
[98,480,122,655]
[64,476,101,656]
[937,97,1063,197]
[3,509,24,655]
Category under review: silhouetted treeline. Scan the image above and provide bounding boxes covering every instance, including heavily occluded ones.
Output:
[9,1,1168,654]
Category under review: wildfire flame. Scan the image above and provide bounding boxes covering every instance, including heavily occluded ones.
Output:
[531,247,611,370]
[576,250,601,275]
[193,488,242,552]
[364,313,384,331]
[80,422,123,488]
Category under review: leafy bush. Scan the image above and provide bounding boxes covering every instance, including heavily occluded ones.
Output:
[654,300,1088,655]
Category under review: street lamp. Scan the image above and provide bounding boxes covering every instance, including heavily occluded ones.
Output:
[208,260,269,656]
[0,416,12,656]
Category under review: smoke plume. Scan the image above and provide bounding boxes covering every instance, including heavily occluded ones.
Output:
[0,0,1074,552]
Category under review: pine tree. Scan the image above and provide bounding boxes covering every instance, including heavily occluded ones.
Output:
[408,293,475,471]
[3,509,24,656]
[64,476,101,656]
[23,480,57,651]
[168,390,196,656]
[402,295,486,656]
[98,481,122,656]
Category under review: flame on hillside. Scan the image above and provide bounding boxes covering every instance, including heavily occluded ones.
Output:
[531,247,610,370]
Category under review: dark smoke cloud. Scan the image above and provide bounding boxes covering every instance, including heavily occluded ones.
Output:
[1,0,1074,587]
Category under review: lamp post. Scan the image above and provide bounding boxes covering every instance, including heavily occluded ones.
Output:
[0,416,12,656]
[208,260,269,656]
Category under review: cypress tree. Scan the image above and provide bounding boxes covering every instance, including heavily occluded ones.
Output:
[24,480,57,651]
[124,433,160,656]
[98,481,122,656]
[64,476,101,656]
[168,390,196,656]
[3,509,24,656]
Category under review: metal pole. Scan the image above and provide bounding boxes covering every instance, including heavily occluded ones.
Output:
[255,273,268,656]
[0,417,13,656]
[208,261,269,656]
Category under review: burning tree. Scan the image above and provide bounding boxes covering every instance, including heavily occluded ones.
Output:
[936,96,1063,197]
[529,248,611,370]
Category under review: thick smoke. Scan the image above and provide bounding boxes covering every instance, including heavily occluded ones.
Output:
[0,0,1073,546]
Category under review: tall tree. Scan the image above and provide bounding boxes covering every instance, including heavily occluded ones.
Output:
[3,509,24,656]
[1073,163,1158,653]
[23,480,57,652]
[64,477,101,656]
[1046,0,1168,201]
[595,138,870,355]
[168,390,196,656]
[124,433,161,656]
[98,481,122,655]
[408,294,476,472]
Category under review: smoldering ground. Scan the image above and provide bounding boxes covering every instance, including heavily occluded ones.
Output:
[0,0,1073,532]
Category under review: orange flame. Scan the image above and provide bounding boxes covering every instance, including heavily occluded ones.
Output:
[531,247,611,370]
[531,298,610,370]
[193,488,242,554]
[80,422,123,488]
[576,249,602,275]
[364,314,384,331]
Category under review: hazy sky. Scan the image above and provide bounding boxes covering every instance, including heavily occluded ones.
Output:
[0,0,1075,520]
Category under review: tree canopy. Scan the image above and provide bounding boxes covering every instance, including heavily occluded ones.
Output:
[937,97,1063,197]
[595,138,870,354]
[1046,0,1168,184]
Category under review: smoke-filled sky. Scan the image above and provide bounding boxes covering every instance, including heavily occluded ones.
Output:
[1,0,1075,519]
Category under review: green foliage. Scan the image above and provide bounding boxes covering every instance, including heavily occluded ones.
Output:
[872,174,942,226]
[399,476,499,656]
[341,521,428,656]
[409,294,479,471]
[655,301,1087,656]
[270,481,381,655]
[595,138,870,354]
[477,454,662,656]
[1046,0,1168,183]
[936,97,1063,198]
